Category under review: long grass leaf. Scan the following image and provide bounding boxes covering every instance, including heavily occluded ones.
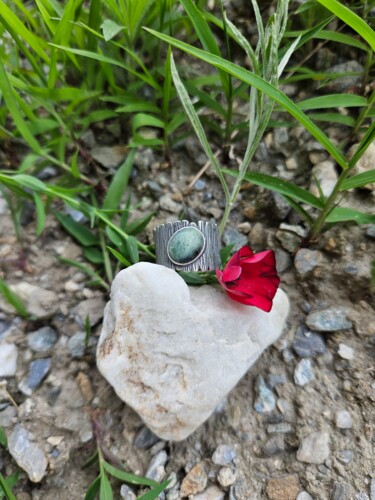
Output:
[298,94,367,110]
[316,0,375,51]
[84,476,101,500]
[284,29,368,51]
[0,473,16,500]
[99,471,113,500]
[341,169,375,191]
[55,212,98,246]
[102,150,135,211]
[137,480,171,500]
[326,207,375,224]
[102,461,158,486]
[145,28,348,170]
[0,61,42,153]
[33,193,46,236]
[0,279,29,318]
[348,121,375,168]
[223,169,324,209]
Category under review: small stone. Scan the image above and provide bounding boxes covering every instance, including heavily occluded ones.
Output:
[0,405,17,427]
[276,224,306,253]
[0,319,12,340]
[271,192,291,221]
[67,332,87,358]
[294,358,314,386]
[265,474,300,500]
[370,479,375,500]
[0,283,59,319]
[180,462,208,497]
[275,249,292,274]
[335,410,352,429]
[194,180,206,191]
[8,425,48,482]
[212,444,236,466]
[306,308,352,332]
[249,222,266,246]
[356,493,369,500]
[76,371,94,402]
[223,227,248,252]
[336,450,353,465]
[0,343,18,377]
[145,450,168,482]
[337,344,354,360]
[237,222,251,234]
[254,376,276,413]
[310,161,338,198]
[159,194,182,213]
[168,227,205,265]
[267,423,292,434]
[134,426,160,449]
[23,358,51,393]
[285,157,298,170]
[297,431,330,464]
[267,373,287,388]
[191,485,225,500]
[73,297,106,327]
[294,249,323,276]
[297,492,313,500]
[47,436,64,447]
[292,327,326,358]
[347,142,375,191]
[120,484,137,500]
[262,435,285,456]
[366,225,375,240]
[325,61,363,93]
[331,482,352,500]
[27,326,58,352]
[217,467,236,487]
[91,145,126,168]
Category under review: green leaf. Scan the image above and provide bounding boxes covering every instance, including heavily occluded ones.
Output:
[70,148,80,178]
[220,244,234,266]
[12,174,46,192]
[297,94,367,111]
[145,28,348,170]
[33,193,46,236]
[178,271,217,285]
[316,0,375,51]
[125,212,154,236]
[0,278,29,317]
[83,247,105,264]
[126,236,139,264]
[107,247,131,267]
[84,476,101,500]
[0,428,7,448]
[341,169,375,191]
[105,226,124,248]
[102,150,135,211]
[131,114,165,134]
[101,19,123,41]
[99,471,113,500]
[307,112,355,127]
[137,479,171,500]
[102,461,158,487]
[55,212,98,247]
[0,473,16,500]
[223,169,324,209]
[348,121,375,168]
[326,207,375,224]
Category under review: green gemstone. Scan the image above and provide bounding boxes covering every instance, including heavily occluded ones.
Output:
[167,227,205,265]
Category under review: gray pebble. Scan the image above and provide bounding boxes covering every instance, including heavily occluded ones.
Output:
[27,326,58,352]
[217,467,236,487]
[282,348,295,364]
[267,373,287,388]
[267,423,292,433]
[26,358,51,391]
[306,307,353,332]
[8,425,48,482]
[325,61,363,92]
[159,194,182,214]
[194,180,206,191]
[134,426,160,449]
[0,405,17,427]
[262,435,285,456]
[365,225,375,239]
[0,320,12,340]
[297,431,330,464]
[0,343,18,377]
[297,493,313,500]
[146,181,163,196]
[212,444,236,466]
[145,450,168,482]
[67,332,87,358]
[120,484,137,500]
[336,450,353,465]
[337,343,354,360]
[331,482,352,500]
[335,410,352,429]
[276,223,306,253]
[294,358,314,386]
[371,479,375,500]
[254,376,276,413]
[293,326,326,358]
[356,493,369,500]
[222,227,247,252]
[271,192,291,220]
[294,249,323,275]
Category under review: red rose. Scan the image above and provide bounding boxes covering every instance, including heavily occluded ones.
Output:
[216,246,280,312]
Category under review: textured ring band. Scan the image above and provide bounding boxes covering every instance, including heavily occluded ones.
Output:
[154,220,221,271]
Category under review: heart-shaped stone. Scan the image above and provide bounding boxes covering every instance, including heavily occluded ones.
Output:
[97,262,289,441]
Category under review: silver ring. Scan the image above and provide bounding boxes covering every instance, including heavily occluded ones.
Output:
[154,220,221,271]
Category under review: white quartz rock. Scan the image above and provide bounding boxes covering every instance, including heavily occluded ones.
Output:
[97,263,289,441]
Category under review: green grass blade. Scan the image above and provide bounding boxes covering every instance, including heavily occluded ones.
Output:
[298,94,367,111]
[0,61,42,153]
[137,479,171,500]
[316,0,375,51]
[99,471,113,500]
[0,428,7,448]
[348,121,375,168]
[125,212,154,236]
[326,207,375,224]
[307,113,355,127]
[284,29,368,51]
[223,169,324,209]
[341,169,375,191]
[180,0,229,95]
[102,461,158,486]
[0,278,29,318]
[107,247,131,267]
[33,193,46,236]
[0,473,16,500]
[145,28,348,170]
[84,476,101,500]
[102,150,135,211]
[131,114,165,133]
[58,258,109,290]
[126,235,140,264]
[55,212,98,247]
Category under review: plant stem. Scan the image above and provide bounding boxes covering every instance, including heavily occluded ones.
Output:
[308,168,350,241]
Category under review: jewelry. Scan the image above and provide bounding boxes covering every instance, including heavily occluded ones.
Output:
[154,220,220,271]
